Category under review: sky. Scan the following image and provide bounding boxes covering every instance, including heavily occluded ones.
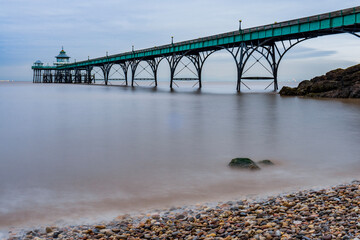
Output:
[0,0,359,82]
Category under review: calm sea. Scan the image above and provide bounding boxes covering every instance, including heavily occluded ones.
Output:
[0,81,360,233]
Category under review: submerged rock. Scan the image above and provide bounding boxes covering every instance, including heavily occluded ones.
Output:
[279,64,360,98]
[228,158,260,170]
[258,159,274,165]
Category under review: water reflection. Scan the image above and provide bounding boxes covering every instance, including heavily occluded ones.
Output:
[0,82,359,230]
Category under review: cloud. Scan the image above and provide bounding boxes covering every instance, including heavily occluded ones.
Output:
[284,47,337,59]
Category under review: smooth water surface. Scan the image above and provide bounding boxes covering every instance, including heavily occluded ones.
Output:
[0,82,360,231]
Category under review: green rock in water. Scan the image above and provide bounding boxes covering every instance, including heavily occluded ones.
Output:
[229,158,260,170]
[258,159,274,165]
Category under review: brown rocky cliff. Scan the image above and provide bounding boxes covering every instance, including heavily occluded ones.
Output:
[279,64,360,98]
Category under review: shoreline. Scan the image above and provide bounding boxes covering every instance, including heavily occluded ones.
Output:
[7,180,360,240]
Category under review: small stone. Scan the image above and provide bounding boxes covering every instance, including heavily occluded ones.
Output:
[176,214,186,220]
[100,229,113,236]
[322,235,332,240]
[52,231,61,238]
[45,227,53,233]
[95,225,106,229]
[152,214,160,220]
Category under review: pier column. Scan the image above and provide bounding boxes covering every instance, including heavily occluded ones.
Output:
[130,60,140,87]
[166,54,182,90]
[271,43,279,91]
[119,62,130,86]
[100,64,112,85]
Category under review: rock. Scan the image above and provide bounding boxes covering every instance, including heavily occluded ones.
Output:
[100,229,113,236]
[52,231,61,238]
[257,160,274,166]
[152,214,160,219]
[296,80,313,95]
[310,81,338,93]
[45,227,53,233]
[229,158,260,170]
[95,225,106,229]
[279,64,360,98]
[322,235,333,240]
[175,214,186,220]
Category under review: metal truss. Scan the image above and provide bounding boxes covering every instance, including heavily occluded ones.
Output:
[106,64,128,85]
[225,37,307,92]
[130,58,162,87]
[167,50,215,89]
[99,63,113,85]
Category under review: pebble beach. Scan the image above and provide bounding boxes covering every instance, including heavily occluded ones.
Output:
[7,180,360,240]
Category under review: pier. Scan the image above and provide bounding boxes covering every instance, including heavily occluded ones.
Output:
[32,6,360,92]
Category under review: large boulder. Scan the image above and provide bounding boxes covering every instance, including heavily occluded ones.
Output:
[228,158,260,170]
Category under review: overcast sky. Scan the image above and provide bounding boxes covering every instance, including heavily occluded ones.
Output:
[0,0,359,82]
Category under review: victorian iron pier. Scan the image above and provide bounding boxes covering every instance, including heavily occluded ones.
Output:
[32,7,360,92]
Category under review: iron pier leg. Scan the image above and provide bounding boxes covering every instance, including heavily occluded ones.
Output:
[154,71,158,87]
[236,68,241,92]
[124,71,128,86]
[119,62,130,86]
[130,61,139,87]
[170,69,174,89]
[271,44,278,91]
[198,70,202,88]
[131,71,134,87]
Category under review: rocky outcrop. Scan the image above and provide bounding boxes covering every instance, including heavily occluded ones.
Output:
[280,64,360,98]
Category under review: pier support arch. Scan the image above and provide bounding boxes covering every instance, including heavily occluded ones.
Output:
[167,50,216,90]
[130,58,162,87]
[108,63,129,86]
[225,38,308,92]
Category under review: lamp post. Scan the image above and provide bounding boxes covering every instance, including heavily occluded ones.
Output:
[171,36,174,45]
[239,20,242,31]
[132,45,134,52]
